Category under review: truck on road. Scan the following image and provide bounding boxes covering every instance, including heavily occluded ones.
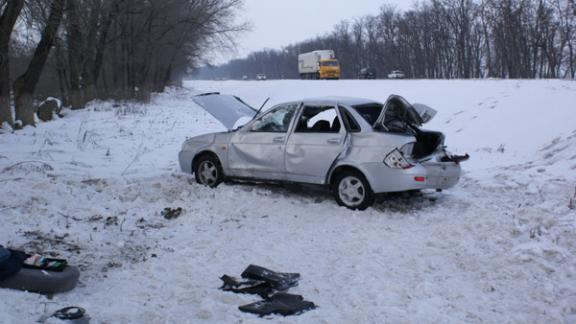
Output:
[298,50,340,80]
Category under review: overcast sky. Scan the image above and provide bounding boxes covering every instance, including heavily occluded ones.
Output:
[215,0,414,64]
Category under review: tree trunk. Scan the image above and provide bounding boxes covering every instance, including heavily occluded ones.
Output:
[66,0,84,109]
[91,1,120,99]
[13,0,65,127]
[0,0,24,127]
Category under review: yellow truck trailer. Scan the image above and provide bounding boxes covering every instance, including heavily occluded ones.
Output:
[298,50,341,80]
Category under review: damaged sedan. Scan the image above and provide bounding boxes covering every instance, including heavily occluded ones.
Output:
[179,93,467,210]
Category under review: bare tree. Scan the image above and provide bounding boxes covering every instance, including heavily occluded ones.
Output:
[202,0,575,81]
[0,0,24,127]
[13,0,65,127]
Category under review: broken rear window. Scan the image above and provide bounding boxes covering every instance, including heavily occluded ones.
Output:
[352,104,383,125]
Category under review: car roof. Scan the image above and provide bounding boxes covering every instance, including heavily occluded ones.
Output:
[300,96,382,106]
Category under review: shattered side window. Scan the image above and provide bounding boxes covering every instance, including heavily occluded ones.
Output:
[250,104,298,133]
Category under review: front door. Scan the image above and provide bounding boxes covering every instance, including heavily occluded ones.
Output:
[285,104,346,184]
[228,103,298,180]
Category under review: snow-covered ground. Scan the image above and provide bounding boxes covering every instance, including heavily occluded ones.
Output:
[0,80,575,323]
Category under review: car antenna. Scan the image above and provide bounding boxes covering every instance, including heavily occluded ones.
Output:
[253,97,270,119]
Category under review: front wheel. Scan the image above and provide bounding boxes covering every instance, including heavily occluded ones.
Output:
[332,171,374,210]
[194,155,224,188]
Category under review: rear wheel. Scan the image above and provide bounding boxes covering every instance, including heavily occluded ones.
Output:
[332,170,374,210]
[194,155,223,188]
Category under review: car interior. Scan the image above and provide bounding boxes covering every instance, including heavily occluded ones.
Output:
[296,106,341,133]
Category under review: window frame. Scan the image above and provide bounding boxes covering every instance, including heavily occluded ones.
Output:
[294,104,343,134]
[338,106,362,133]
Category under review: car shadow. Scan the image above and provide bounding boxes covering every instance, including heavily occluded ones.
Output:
[224,180,333,203]
[372,191,442,213]
[224,180,442,213]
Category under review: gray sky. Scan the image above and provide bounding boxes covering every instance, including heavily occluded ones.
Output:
[216,0,413,63]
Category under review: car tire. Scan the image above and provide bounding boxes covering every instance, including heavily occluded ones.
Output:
[332,170,375,210]
[194,154,224,188]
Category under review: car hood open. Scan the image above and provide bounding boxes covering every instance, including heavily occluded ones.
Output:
[192,93,257,130]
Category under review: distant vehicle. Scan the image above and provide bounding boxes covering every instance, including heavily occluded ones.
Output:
[180,93,467,210]
[388,70,406,79]
[256,74,267,81]
[359,68,377,79]
[298,50,340,80]
[242,75,248,80]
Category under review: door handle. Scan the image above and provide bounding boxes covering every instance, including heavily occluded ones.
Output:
[327,138,341,144]
[273,136,285,143]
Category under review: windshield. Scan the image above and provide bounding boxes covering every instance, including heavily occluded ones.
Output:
[352,104,383,125]
[320,60,339,67]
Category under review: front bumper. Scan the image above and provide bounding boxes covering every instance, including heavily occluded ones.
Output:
[361,161,461,194]
[178,150,196,174]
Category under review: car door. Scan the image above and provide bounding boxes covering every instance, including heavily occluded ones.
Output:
[228,103,299,180]
[285,104,346,184]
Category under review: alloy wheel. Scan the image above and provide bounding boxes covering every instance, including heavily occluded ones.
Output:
[338,176,366,207]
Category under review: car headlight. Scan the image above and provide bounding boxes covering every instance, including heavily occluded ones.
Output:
[384,149,414,169]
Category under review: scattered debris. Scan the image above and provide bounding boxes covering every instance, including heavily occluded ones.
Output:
[22,231,81,255]
[136,217,165,230]
[570,186,576,210]
[239,293,316,317]
[105,216,119,226]
[440,153,470,163]
[161,207,183,220]
[220,265,315,317]
[240,264,300,291]
[41,306,90,324]
[220,275,274,298]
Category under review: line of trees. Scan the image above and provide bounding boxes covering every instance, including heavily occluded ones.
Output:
[0,0,246,128]
[196,0,576,80]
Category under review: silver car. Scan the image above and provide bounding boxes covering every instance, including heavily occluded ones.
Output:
[179,93,466,210]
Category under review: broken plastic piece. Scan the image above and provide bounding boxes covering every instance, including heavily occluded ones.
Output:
[51,306,90,324]
[219,275,274,298]
[440,153,470,163]
[240,264,300,291]
[239,293,316,317]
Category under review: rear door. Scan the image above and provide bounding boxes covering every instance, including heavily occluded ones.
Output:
[228,103,299,180]
[285,104,346,184]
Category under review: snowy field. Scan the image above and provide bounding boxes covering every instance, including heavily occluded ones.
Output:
[0,79,575,323]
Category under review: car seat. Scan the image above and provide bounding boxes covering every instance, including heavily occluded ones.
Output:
[311,120,331,132]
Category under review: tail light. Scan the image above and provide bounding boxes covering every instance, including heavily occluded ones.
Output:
[384,149,414,169]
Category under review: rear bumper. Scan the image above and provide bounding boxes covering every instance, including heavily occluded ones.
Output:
[361,161,461,194]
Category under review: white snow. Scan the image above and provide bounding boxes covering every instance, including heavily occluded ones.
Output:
[0,80,575,323]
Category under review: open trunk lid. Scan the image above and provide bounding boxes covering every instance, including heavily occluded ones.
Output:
[375,95,437,128]
[192,93,257,130]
